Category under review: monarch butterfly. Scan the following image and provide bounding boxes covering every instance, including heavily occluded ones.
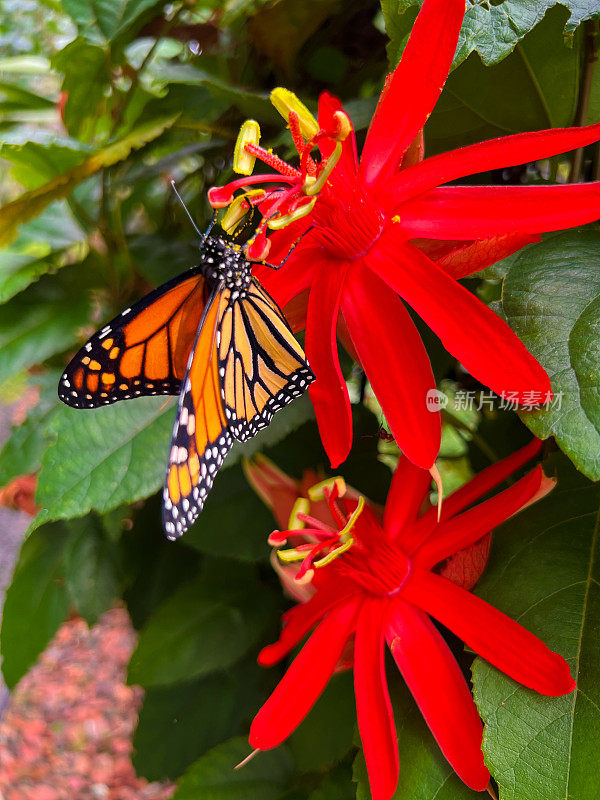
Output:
[58,221,315,539]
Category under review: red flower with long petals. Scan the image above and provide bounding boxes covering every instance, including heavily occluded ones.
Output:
[210,0,600,470]
[248,440,574,800]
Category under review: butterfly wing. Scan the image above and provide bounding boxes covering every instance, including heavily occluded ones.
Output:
[162,287,233,539]
[218,278,315,442]
[59,267,208,408]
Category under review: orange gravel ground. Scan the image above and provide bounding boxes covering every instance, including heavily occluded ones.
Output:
[0,607,175,800]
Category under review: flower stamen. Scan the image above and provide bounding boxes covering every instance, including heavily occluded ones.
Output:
[272,477,366,582]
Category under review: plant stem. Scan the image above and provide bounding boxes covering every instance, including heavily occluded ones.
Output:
[571,21,599,183]
[109,4,185,137]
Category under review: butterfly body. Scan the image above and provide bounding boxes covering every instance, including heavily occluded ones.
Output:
[59,235,315,539]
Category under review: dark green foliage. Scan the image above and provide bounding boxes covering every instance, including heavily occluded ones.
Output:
[0,2,599,799]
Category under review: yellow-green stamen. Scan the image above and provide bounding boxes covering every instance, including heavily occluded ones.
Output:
[234,120,261,175]
[270,87,319,140]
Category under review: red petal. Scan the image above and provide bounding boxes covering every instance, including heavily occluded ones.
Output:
[354,599,399,800]
[399,184,600,239]
[386,123,600,207]
[359,0,464,186]
[418,438,542,536]
[250,596,361,749]
[386,601,489,790]
[306,259,353,468]
[367,236,551,403]
[341,259,440,469]
[282,289,309,333]
[254,243,317,308]
[432,234,540,279]
[414,466,545,569]
[258,579,359,666]
[317,92,358,177]
[384,456,432,541]
[404,571,576,696]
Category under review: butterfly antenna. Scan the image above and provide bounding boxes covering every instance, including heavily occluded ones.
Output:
[170,180,203,237]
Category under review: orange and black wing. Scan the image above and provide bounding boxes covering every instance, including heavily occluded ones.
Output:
[218,278,315,443]
[162,288,233,539]
[59,267,208,408]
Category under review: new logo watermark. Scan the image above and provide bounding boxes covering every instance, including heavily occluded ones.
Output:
[426,389,562,412]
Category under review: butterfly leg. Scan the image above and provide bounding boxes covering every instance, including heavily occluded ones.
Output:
[260,224,314,271]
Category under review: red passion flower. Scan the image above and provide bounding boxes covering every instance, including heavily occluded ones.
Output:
[210,0,600,471]
[247,439,574,800]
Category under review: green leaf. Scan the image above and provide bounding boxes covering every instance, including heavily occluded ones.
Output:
[502,230,600,481]
[184,464,273,563]
[425,8,581,154]
[133,665,262,780]
[289,672,356,772]
[353,675,483,800]
[122,494,201,629]
[248,0,342,76]
[0,115,178,246]
[151,62,277,122]
[0,139,91,190]
[172,736,293,800]
[308,765,357,800]
[0,81,55,117]
[311,771,356,800]
[0,203,88,303]
[127,562,275,687]
[383,0,597,67]
[0,56,51,73]
[472,457,599,799]
[52,39,110,140]
[1,522,71,689]
[0,372,61,486]
[0,265,93,385]
[34,397,175,529]
[64,517,122,625]
[62,0,166,44]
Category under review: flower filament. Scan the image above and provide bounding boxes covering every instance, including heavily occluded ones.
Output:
[208,88,351,261]
[269,477,363,583]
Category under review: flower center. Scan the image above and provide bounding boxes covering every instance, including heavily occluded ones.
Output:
[310,182,385,261]
[268,477,413,597]
[268,477,364,584]
[344,539,412,598]
[207,88,352,262]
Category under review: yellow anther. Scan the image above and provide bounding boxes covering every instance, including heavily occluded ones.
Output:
[288,497,310,530]
[220,190,266,234]
[221,196,250,234]
[331,110,352,142]
[308,476,346,501]
[234,120,261,175]
[271,88,319,140]
[304,142,342,196]
[277,547,307,563]
[267,197,316,230]
[392,215,401,223]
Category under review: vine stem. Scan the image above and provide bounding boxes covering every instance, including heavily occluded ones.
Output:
[571,20,599,183]
[110,4,186,137]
